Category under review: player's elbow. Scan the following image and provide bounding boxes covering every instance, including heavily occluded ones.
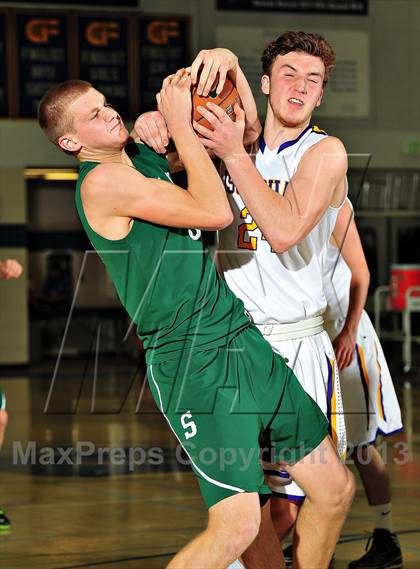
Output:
[213,208,234,230]
[268,228,303,253]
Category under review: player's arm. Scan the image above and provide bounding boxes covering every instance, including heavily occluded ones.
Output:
[330,199,370,369]
[196,105,347,252]
[132,48,261,167]
[85,70,232,232]
[189,48,261,145]
[0,259,23,280]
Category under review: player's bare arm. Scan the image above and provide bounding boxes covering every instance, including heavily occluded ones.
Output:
[189,48,261,143]
[83,69,232,238]
[196,104,348,252]
[132,48,261,164]
[330,199,370,369]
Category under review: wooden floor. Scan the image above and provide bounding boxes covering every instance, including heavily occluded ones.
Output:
[1,351,419,568]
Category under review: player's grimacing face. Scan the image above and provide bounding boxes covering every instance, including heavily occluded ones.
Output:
[69,88,129,149]
[262,51,325,127]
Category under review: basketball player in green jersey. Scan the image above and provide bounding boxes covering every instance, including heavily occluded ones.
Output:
[38,70,353,568]
[0,257,23,531]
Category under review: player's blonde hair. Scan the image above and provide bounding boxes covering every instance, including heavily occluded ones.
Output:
[38,80,92,146]
[262,31,336,84]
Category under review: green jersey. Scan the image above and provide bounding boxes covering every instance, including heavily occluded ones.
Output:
[75,142,250,363]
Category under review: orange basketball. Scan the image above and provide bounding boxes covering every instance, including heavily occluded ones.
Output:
[192,76,241,131]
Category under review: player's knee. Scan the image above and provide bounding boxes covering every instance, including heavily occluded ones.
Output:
[208,495,261,557]
[231,516,260,555]
[224,508,260,557]
[323,466,355,515]
[343,468,356,507]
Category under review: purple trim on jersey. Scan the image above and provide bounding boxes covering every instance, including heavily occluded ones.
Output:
[272,491,305,502]
[355,344,371,430]
[258,125,314,155]
[325,355,333,438]
[277,125,313,153]
[377,358,388,423]
[367,426,404,445]
[264,469,291,479]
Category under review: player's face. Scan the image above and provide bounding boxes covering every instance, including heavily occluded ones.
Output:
[262,51,325,128]
[69,88,129,151]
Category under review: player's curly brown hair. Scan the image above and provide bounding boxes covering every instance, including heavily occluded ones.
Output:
[261,31,336,84]
[38,80,92,146]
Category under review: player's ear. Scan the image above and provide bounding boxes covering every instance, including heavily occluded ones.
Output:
[58,134,82,153]
[316,88,324,107]
[261,74,270,95]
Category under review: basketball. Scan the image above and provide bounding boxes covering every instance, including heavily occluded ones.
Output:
[192,76,241,131]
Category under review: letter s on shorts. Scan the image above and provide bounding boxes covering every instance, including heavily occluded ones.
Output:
[181,411,197,440]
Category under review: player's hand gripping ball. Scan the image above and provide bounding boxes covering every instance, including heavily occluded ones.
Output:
[192,76,241,132]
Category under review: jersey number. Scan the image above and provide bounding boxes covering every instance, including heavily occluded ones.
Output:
[238,207,258,250]
[237,207,270,251]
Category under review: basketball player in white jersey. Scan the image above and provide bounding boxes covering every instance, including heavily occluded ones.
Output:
[190,32,351,564]
[0,258,23,531]
[323,199,403,569]
[135,38,355,568]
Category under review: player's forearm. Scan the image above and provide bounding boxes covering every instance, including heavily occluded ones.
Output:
[224,152,301,251]
[344,273,370,334]
[172,125,232,223]
[229,65,261,144]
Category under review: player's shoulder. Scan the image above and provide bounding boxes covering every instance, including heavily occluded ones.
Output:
[306,134,347,158]
[81,162,147,210]
[84,161,142,189]
[298,135,347,177]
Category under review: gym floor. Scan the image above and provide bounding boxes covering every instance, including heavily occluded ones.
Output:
[0,346,419,569]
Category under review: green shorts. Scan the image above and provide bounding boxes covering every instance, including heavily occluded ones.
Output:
[147,325,328,509]
[0,389,5,411]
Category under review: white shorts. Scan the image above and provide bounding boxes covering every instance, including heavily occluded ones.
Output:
[326,310,403,447]
[259,324,346,502]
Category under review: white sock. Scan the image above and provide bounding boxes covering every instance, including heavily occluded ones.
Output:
[372,502,393,532]
[227,561,245,569]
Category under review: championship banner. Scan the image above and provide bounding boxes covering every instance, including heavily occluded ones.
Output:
[78,15,130,117]
[138,16,190,112]
[0,13,7,116]
[17,13,68,117]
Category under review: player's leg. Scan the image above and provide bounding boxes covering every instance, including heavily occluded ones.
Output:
[247,330,351,568]
[284,435,355,569]
[353,444,391,508]
[148,337,280,568]
[347,447,402,569]
[270,498,299,543]
[241,497,285,569]
[0,388,7,448]
[0,409,7,448]
[341,313,403,568]
[167,492,261,569]
[265,331,348,551]
[0,390,11,531]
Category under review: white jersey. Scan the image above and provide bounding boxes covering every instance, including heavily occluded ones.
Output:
[322,242,403,445]
[323,240,352,334]
[218,125,345,325]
